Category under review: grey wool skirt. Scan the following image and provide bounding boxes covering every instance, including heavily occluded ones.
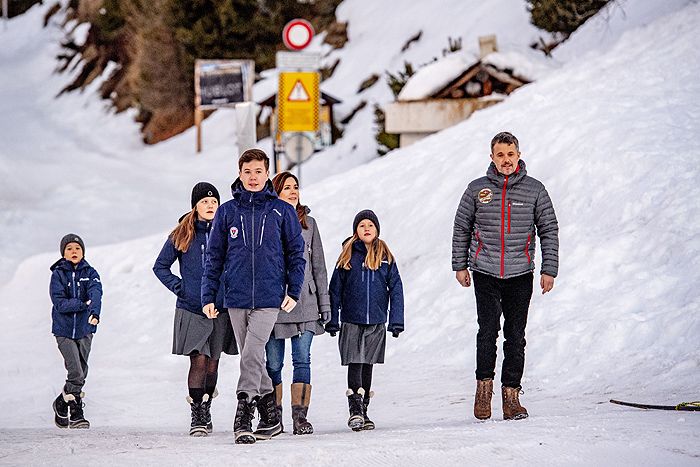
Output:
[339,323,386,365]
[172,308,238,358]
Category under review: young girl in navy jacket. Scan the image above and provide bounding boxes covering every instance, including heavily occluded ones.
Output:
[153,182,237,437]
[326,210,404,431]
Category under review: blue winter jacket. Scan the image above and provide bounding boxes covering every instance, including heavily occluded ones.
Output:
[201,179,306,309]
[50,258,103,339]
[328,240,404,334]
[153,219,225,316]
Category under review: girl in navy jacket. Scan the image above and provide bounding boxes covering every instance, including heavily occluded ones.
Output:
[326,210,404,431]
[153,182,237,437]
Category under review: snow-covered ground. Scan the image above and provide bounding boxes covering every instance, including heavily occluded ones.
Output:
[1,0,699,465]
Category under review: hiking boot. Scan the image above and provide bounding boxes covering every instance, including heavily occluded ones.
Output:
[474,379,493,420]
[52,393,70,428]
[361,391,375,430]
[346,388,365,431]
[502,386,528,420]
[233,393,256,444]
[67,392,90,429]
[253,391,282,440]
[187,394,210,437]
[291,383,313,435]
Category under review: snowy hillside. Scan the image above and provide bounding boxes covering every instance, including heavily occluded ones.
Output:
[1,0,700,465]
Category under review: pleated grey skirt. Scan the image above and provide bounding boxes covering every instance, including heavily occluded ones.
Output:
[339,322,386,365]
[172,308,238,358]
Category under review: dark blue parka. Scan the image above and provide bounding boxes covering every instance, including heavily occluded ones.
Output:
[328,240,404,334]
[201,179,306,309]
[153,218,225,316]
[50,258,103,339]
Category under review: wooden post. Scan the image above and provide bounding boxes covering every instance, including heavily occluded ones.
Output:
[195,108,203,153]
[194,60,202,153]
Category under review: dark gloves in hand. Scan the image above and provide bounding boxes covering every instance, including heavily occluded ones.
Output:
[325,321,340,337]
[392,331,400,338]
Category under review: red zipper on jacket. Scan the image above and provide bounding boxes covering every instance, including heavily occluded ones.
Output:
[474,231,483,264]
[524,233,531,264]
[500,176,508,277]
[508,200,511,234]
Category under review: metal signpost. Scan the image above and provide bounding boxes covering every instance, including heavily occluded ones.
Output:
[275,19,320,182]
[194,59,254,153]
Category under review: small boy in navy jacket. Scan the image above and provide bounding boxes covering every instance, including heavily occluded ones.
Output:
[50,234,102,429]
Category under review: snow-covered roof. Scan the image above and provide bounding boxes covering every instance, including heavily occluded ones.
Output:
[397,53,475,101]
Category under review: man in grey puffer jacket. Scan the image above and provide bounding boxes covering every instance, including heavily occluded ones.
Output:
[452,131,558,421]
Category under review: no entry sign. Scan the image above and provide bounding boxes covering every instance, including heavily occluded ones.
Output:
[283,19,314,51]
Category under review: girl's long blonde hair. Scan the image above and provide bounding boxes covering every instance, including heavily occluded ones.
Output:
[170,209,197,252]
[336,234,394,271]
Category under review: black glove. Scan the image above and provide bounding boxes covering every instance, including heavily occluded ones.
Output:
[325,322,339,337]
[392,331,400,338]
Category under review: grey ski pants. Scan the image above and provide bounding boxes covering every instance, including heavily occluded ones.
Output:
[228,308,280,400]
[56,334,93,394]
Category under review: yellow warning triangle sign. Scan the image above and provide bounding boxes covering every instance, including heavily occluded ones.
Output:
[287,80,310,102]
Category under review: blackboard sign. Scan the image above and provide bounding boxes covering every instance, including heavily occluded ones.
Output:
[195,60,254,109]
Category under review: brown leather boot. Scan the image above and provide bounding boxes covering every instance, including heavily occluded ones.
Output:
[273,384,283,432]
[502,386,528,420]
[291,383,314,435]
[474,379,493,420]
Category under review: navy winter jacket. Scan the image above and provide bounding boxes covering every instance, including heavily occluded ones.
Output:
[328,240,404,334]
[50,258,103,339]
[201,179,306,309]
[153,219,225,316]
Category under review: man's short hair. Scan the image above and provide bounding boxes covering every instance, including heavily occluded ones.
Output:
[238,148,270,171]
[490,132,519,152]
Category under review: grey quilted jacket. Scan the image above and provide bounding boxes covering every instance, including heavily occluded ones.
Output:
[277,214,331,323]
[452,160,559,279]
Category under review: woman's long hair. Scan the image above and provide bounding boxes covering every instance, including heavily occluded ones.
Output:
[170,209,197,252]
[336,233,394,271]
[272,171,308,229]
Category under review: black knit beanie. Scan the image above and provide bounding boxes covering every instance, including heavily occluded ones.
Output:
[60,233,85,256]
[191,182,220,208]
[353,209,380,236]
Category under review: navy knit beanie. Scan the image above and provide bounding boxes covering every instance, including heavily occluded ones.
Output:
[191,182,220,208]
[353,209,380,236]
[60,233,85,256]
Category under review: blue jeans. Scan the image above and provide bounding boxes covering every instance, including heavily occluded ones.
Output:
[265,330,314,385]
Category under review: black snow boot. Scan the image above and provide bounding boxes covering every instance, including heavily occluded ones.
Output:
[254,391,282,440]
[52,393,70,428]
[361,391,375,430]
[233,393,256,444]
[67,393,90,429]
[346,388,365,431]
[187,394,210,437]
[203,388,218,433]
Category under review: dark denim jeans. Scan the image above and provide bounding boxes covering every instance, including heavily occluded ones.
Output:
[265,330,314,385]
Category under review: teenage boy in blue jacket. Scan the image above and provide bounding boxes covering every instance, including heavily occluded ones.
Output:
[50,234,103,429]
[201,148,306,444]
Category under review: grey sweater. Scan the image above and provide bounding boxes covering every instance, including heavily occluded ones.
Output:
[452,160,559,279]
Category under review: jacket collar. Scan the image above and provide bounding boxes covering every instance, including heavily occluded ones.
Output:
[486,159,527,187]
[50,258,90,272]
[231,178,278,206]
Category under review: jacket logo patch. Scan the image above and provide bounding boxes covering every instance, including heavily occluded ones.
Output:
[230,227,239,239]
[478,189,493,204]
